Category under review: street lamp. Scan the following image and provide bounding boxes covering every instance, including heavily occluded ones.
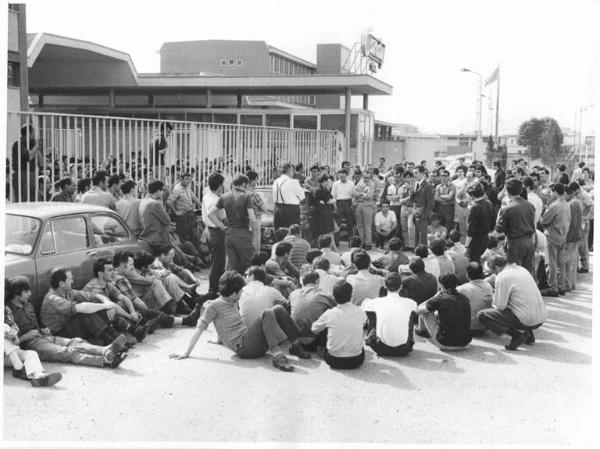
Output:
[460,67,483,142]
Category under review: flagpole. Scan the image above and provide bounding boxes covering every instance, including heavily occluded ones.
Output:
[494,65,503,167]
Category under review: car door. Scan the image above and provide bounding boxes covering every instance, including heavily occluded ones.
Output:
[36,214,96,295]
[89,212,140,262]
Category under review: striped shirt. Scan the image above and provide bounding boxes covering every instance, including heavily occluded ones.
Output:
[282,235,310,269]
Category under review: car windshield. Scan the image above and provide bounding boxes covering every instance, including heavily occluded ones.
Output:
[255,189,274,213]
[5,214,42,255]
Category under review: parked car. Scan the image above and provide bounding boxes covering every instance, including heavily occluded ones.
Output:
[5,202,141,311]
[252,186,308,252]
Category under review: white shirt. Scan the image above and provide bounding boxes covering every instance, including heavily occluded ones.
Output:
[453,178,468,204]
[527,191,544,225]
[375,211,397,234]
[457,280,494,330]
[346,270,385,306]
[494,264,547,326]
[239,281,286,327]
[321,248,342,266]
[315,268,341,296]
[386,182,402,206]
[272,174,305,205]
[332,179,355,201]
[362,293,417,347]
[311,303,367,357]
[202,190,225,228]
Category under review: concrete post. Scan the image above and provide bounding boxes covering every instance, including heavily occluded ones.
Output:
[363,94,369,110]
[206,89,212,108]
[345,87,351,162]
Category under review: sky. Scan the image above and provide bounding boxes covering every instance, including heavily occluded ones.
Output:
[20,0,600,136]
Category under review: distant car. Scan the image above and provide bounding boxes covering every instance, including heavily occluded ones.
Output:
[5,202,141,311]
[252,186,308,252]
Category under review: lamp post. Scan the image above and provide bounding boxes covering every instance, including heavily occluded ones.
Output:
[578,104,594,162]
[460,67,483,142]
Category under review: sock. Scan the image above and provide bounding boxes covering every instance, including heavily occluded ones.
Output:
[173,317,183,326]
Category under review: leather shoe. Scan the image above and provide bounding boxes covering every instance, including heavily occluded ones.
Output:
[31,372,62,387]
[12,368,28,381]
[505,332,527,350]
[111,334,129,353]
[524,330,535,345]
[106,351,128,369]
[133,322,150,342]
[577,268,589,273]
[147,317,161,334]
[289,343,311,359]
[182,303,202,327]
[272,354,294,372]
[539,288,559,297]
[558,290,566,296]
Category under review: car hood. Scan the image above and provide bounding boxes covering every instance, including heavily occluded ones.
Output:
[4,252,31,265]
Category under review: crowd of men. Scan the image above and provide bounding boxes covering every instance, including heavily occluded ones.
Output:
[4,147,596,380]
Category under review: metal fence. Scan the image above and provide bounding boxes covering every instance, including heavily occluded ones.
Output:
[6,111,343,202]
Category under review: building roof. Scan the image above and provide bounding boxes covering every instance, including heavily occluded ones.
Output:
[27,33,392,96]
[267,45,316,69]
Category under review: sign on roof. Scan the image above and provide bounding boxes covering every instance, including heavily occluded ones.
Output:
[361,33,385,68]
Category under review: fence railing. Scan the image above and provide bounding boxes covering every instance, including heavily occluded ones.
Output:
[6,111,343,202]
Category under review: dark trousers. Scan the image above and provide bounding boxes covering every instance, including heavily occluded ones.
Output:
[366,311,414,356]
[506,235,535,275]
[55,313,109,342]
[274,204,300,228]
[437,203,455,234]
[238,305,300,358]
[225,227,255,275]
[208,227,226,293]
[478,307,542,337]
[413,214,428,246]
[337,200,355,237]
[325,349,365,369]
[588,219,594,250]
[389,205,402,239]
[468,234,489,262]
[175,211,200,250]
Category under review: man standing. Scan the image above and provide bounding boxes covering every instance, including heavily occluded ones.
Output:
[434,169,456,232]
[540,184,571,296]
[478,256,547,350]
[167,172,202,250]
[50,177,75,202]
[116,180,142,237]
[353,170,377,250]
[81,170,117,210]
[453,166,469,243]
[571,161,585,184]
[411,165,435,246]
[383,170,403,239]
[493,160,505,191]
[398,170,416,250]
[576,182,593,274]
[523,176,543,227]
[466,182,495,262]
[332,169,355,238]
[495,178,537,275]
[272,163,305,228]
[139,180,171,254]
[564,183,583,291]
[247,170,265,252]
[202,172,226,300]
[208,174,256,275]
[108,174,123,202]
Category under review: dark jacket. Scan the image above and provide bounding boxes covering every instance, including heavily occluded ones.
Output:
[468,198,495,237]
[400,271,438,305]
[411,179,435,218]
[495,196,536,239]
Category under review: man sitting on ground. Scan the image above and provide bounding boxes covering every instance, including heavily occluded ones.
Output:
[363,273,417,357]
[345,250,385,306]
[446,234,469,285]
[311,280,367,370]
[341,236,362,266]
[239,266,289,328]
[7,276,127,370]
[478,256,547,350]
[374,200,398,249]
[415,273,472,351]
[456,262,493,335]
[155,244,201,286]
[282,224,311,270]
[171,271,310,372]
[427,212,447,243]
[289,270,336,351]
[373,237,409,273]
[318,235,342,266]
[400,257,438,305]
[265,242,300,295]
[312,256,342,296]
[447,229,466,255]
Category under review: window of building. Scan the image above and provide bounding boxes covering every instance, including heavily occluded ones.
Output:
[266,114,290,128]
[7,61,20,87]
[293,115,318,130]
[229,59,235,65]
[220,59,227,66]
[236,59,243,66]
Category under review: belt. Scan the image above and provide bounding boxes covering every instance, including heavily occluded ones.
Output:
[208,226,222,231]
[336,199,352,202]
[275,203,299,207]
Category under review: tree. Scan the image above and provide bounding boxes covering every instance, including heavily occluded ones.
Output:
[517,118,544,159]
[540,117,564,166]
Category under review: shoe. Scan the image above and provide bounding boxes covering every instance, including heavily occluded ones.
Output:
[415,329,431,338]
[524,330,535,345]
[12,368,28,381]
[539,288,559,297]
[124,334,137,348]
[505,332,527,350]
[577,268,589,273]
[364,245,373,250]
[182,303,202,327]
[176,298,193,315]
[108,351,128,369]
[104,337,127,363]
[147,316,161,334]
[558,290,566,296]
[289,343,311,359]
[31,372,62,387]
[272,354,294,372]
[111,334,129,353]
[133,322,150,342]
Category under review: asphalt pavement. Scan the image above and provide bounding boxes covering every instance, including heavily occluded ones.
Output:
[3,252,595,445]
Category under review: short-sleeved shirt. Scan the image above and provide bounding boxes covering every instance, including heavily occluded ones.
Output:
[426,290,472,347]
[456,280,493,330]
[289,285,336,334]
[196,297,247,352]
[216,187,252,228]
[346,270,385,306]
[83,278,121,303]
[40,288,92,333]
[363,293,417,347]
[311,303,366,357]
[239,281,286,327]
